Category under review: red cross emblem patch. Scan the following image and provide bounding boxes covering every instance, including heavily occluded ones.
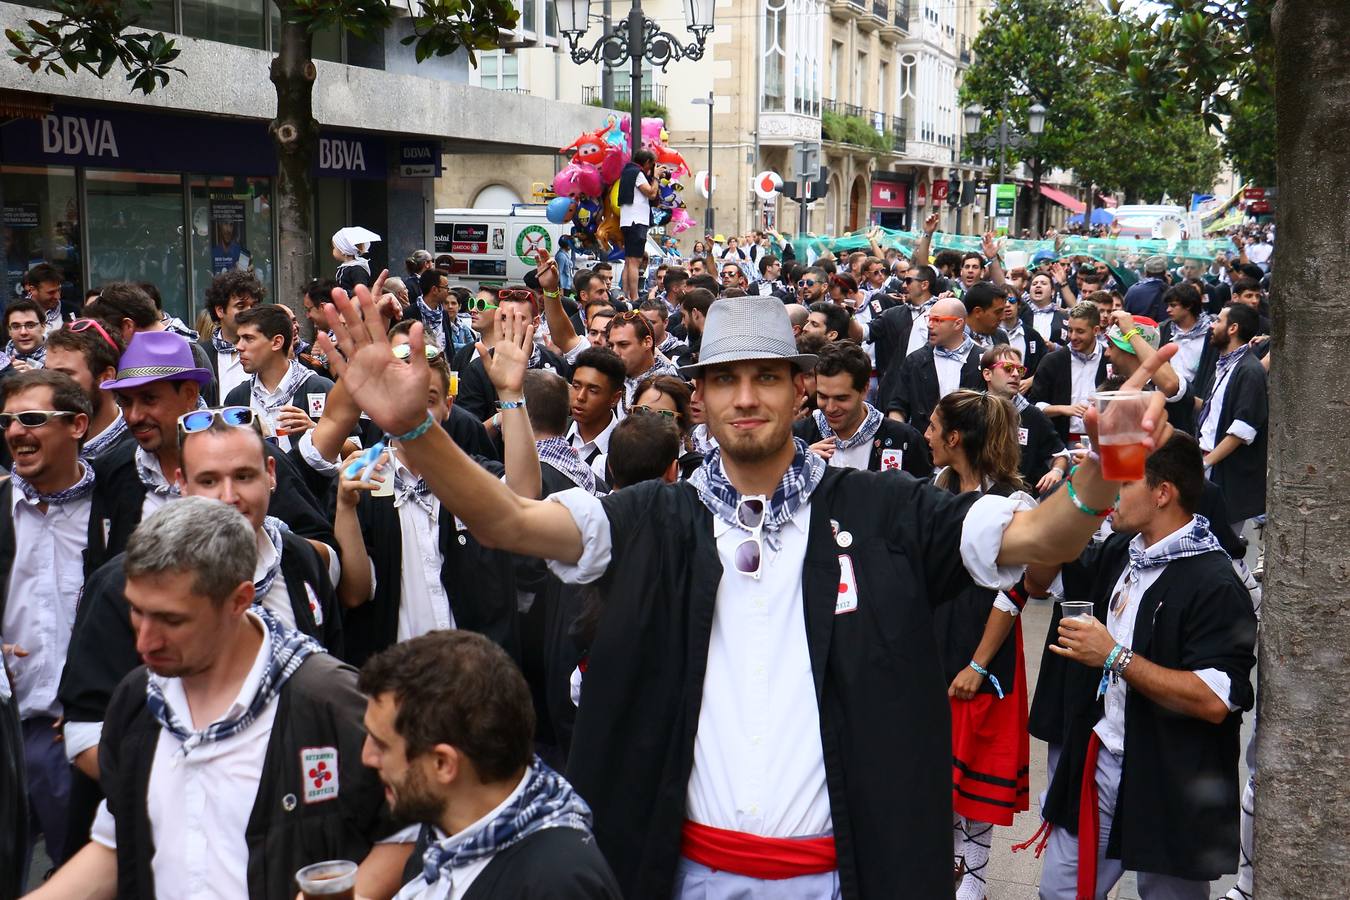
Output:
[301,746,339,803]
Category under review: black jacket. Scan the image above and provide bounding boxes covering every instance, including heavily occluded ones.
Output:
[867,302,921,379]
[100,655,397,899]
[457,346,570,422]
[1041,536,1256,881]
[223,370,336,416]
[1016,401,1065,489]
[1006,322,1050,376]
[186,339,225,406]
[1200,349,1268,521]
[792,415,932,478]
[567,468,985,898]
[1025,346,1110,443]
[880,343,985,425]
[90,441,336,570]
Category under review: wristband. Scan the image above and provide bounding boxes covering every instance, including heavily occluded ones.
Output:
[1065,466,1115,517]
[967,660,1004,699]
[542,289,561,299]
[1121,327,1142,342]
[1098,643,1124,699]
[391,412,436,444]
[496,399,527,411]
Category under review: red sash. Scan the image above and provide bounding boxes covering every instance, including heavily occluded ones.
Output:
[1076,731,1105,900]
[680,820,837,881]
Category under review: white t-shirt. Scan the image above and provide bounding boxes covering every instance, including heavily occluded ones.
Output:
[620,172,651,228]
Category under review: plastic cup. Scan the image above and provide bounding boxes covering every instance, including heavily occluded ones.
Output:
[1060,600,1095,621]
[1094,390,1149,481]
[449,370,460,397]
[296,860,357,900]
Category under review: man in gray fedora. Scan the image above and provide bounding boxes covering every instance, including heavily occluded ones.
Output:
[316,290,1175,899]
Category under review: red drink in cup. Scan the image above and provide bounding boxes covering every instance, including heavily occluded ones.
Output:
[1094,390,1149,481]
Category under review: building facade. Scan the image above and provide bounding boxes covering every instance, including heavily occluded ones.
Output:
[0,0,606,320]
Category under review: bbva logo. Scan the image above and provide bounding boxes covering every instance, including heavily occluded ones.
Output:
[319,138,366,172]
[41,115,119,158]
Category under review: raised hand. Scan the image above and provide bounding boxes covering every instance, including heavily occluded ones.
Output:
[534,249,560,293]
[480,307,535,398]
[322,283,430,437]
[981,231,1000,259]
[923,212,940,235]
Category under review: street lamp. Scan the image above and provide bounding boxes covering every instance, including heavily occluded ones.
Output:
[691,93,714,232]
[555,0,714,132]
[963,93,1046,185]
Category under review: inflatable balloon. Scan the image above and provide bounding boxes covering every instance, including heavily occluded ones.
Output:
[546,196,575,225]
[620,116,668,153]
[654,145,689,179]
[597,190,622,252]
[668,207,695,234]
[552,161,602,200]
[596,143,627,186]
[558,127,611,168]
[601,114,627,150]
[572,198,602,236]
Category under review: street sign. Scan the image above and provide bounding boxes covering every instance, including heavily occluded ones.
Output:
[974,177,990,197]
[990,184,1016,236]
[932,180,950,204]
[791,142,821,181]
[398,140,442,177]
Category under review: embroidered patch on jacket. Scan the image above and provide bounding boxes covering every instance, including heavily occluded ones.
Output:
[302,746,339,803]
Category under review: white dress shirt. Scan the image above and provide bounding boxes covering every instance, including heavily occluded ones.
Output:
[217,349,248,399]
[543,485,1029,837]
[1031,304,1058,343]
[905,308,932,356]
[568,414,619,481]
[392,770,531,900]
[91,612,275,900]
[1068,348,1102,435]
[254,530,296,631]
[1092,520,1240,756]
[1197,355,1257,454]
[933,348,966,401]
[394,459,456,641]
[136,450,175,523]
[1,484,91,719]
[828,435,872,471]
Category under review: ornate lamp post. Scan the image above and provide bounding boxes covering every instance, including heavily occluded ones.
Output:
[556,0,714,131]
[963,95,1046,184]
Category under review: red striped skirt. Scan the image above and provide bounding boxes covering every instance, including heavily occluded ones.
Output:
[950,620,1031,826]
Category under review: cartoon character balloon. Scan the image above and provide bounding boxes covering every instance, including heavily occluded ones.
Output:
[620,116,668,154]
[552,161,602,201]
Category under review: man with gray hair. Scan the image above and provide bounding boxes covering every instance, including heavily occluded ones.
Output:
[34,498,411,900]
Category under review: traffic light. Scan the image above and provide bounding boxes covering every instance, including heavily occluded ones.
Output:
[948,169,961,207]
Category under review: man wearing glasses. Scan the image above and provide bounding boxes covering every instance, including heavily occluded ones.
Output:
[43,321,127,462]
[319,285,1174,899]
[980,345,1067,494]
[879,297,985,426]
[794,267,827,305]
[718,263,747,293]
[2,299,48,375]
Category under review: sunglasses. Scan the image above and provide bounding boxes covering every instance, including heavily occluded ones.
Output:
[0,410,76,429]
[496,288,536,304]
[928,314,964,323]
[611,310,654,340]
[178,406,258,435]
[466,297,498,312]
[990,361,1027,376]
[631,405,680,420]
[69,318,120,353]
[392,343,443,361]
[797,279,819,288]
[733,495,767,580]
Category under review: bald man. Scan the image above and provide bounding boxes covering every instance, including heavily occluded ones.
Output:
[784,303,809,338]
[881,297,984,423]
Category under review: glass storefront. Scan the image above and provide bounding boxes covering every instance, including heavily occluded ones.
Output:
[1,165,80,302]
[86,170,190,319]
[188,175,275,308]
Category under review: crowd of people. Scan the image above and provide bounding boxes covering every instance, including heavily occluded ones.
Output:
[0,209,1271,899]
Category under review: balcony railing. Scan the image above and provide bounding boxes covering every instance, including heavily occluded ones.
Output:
[893,0,909,27]
[872,0,888,19]
[890,116,907,152]
[582,83,668,108]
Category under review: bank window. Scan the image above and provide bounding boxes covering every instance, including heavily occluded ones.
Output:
[86,170,189,320]
[182,0,266,49]
[188,176,275,319]
[0,165,80,302]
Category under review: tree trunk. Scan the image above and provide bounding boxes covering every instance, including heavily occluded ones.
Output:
[1027,157,1043,237]
[269,0,319,320]
[1257,1,1350,895]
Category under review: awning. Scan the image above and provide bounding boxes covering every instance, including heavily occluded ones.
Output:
[1098,195,1118,208]
[1037,184,1085,214]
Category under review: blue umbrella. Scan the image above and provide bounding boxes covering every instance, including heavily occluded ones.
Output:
[1067,208,1116,226]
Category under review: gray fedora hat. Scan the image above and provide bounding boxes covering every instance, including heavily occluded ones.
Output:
[678,295,818,377]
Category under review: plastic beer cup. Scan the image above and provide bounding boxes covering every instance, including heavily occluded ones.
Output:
[296,860,357,900]
[1094,390,1149,481]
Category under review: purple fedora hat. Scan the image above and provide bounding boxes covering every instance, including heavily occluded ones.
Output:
[101,331,214,391]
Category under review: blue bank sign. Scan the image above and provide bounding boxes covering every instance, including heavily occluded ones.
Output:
[398,140,442,178]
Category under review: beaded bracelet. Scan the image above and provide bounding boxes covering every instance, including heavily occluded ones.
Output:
[391,412,436,444]
[1065,466,1116,517]
[968,660,1004,699]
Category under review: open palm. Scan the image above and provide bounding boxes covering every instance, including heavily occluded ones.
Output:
[320,284,430,436]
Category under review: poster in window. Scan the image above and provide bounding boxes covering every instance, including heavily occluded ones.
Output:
[210,199,249,273]
[491,227,506,251]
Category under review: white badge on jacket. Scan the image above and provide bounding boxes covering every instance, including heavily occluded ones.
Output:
[302,746,340,804]
[836,555,859,614]
[880,448,903,471]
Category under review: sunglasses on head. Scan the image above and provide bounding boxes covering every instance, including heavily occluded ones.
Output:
[0,410,76,429]
[496,288,536,305]
[392,343,443,361]
[631,405,680,420]
[68,318,120,353]
[466,297,498,312]
[990,361,1027,376]
[733,495,767,580]
[611,310,653,339]
[177,406,258,435]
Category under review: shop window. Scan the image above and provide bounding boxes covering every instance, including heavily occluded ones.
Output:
[0,165,80,302]
[182,0,266,49]
[86,170,189,321]
[188,176,275,318]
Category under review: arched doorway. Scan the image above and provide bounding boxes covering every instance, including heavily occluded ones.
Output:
[848,177,865,232]
[472,183,523,209]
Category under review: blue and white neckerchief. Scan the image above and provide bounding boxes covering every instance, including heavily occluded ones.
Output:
[145,606,322,756]
[1011,392,1031,413]
[536,437,596,494]
[813,403,883,452]
[80,413,127,460]
[1,342,46,369]
[211,328,236,355]
[161,313,200,341]
[135,447,180,498]
[251,360,311,413]
[416,297,444,334]
[10,461,95,505]
[965,326,995,351]
[421,757,593,887]
[393,467,435,517]
[1171,312,1212,344]
[689,437,825,552]
[254,516,287,600]
[934,336,975,363]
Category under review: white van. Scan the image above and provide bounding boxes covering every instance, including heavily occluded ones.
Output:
[1110,204,1190,239]
[432,206,569,289]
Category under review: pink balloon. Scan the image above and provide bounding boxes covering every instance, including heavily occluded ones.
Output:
[552,161,602,200]
[596,144,627,185]
[669,207,695,234]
